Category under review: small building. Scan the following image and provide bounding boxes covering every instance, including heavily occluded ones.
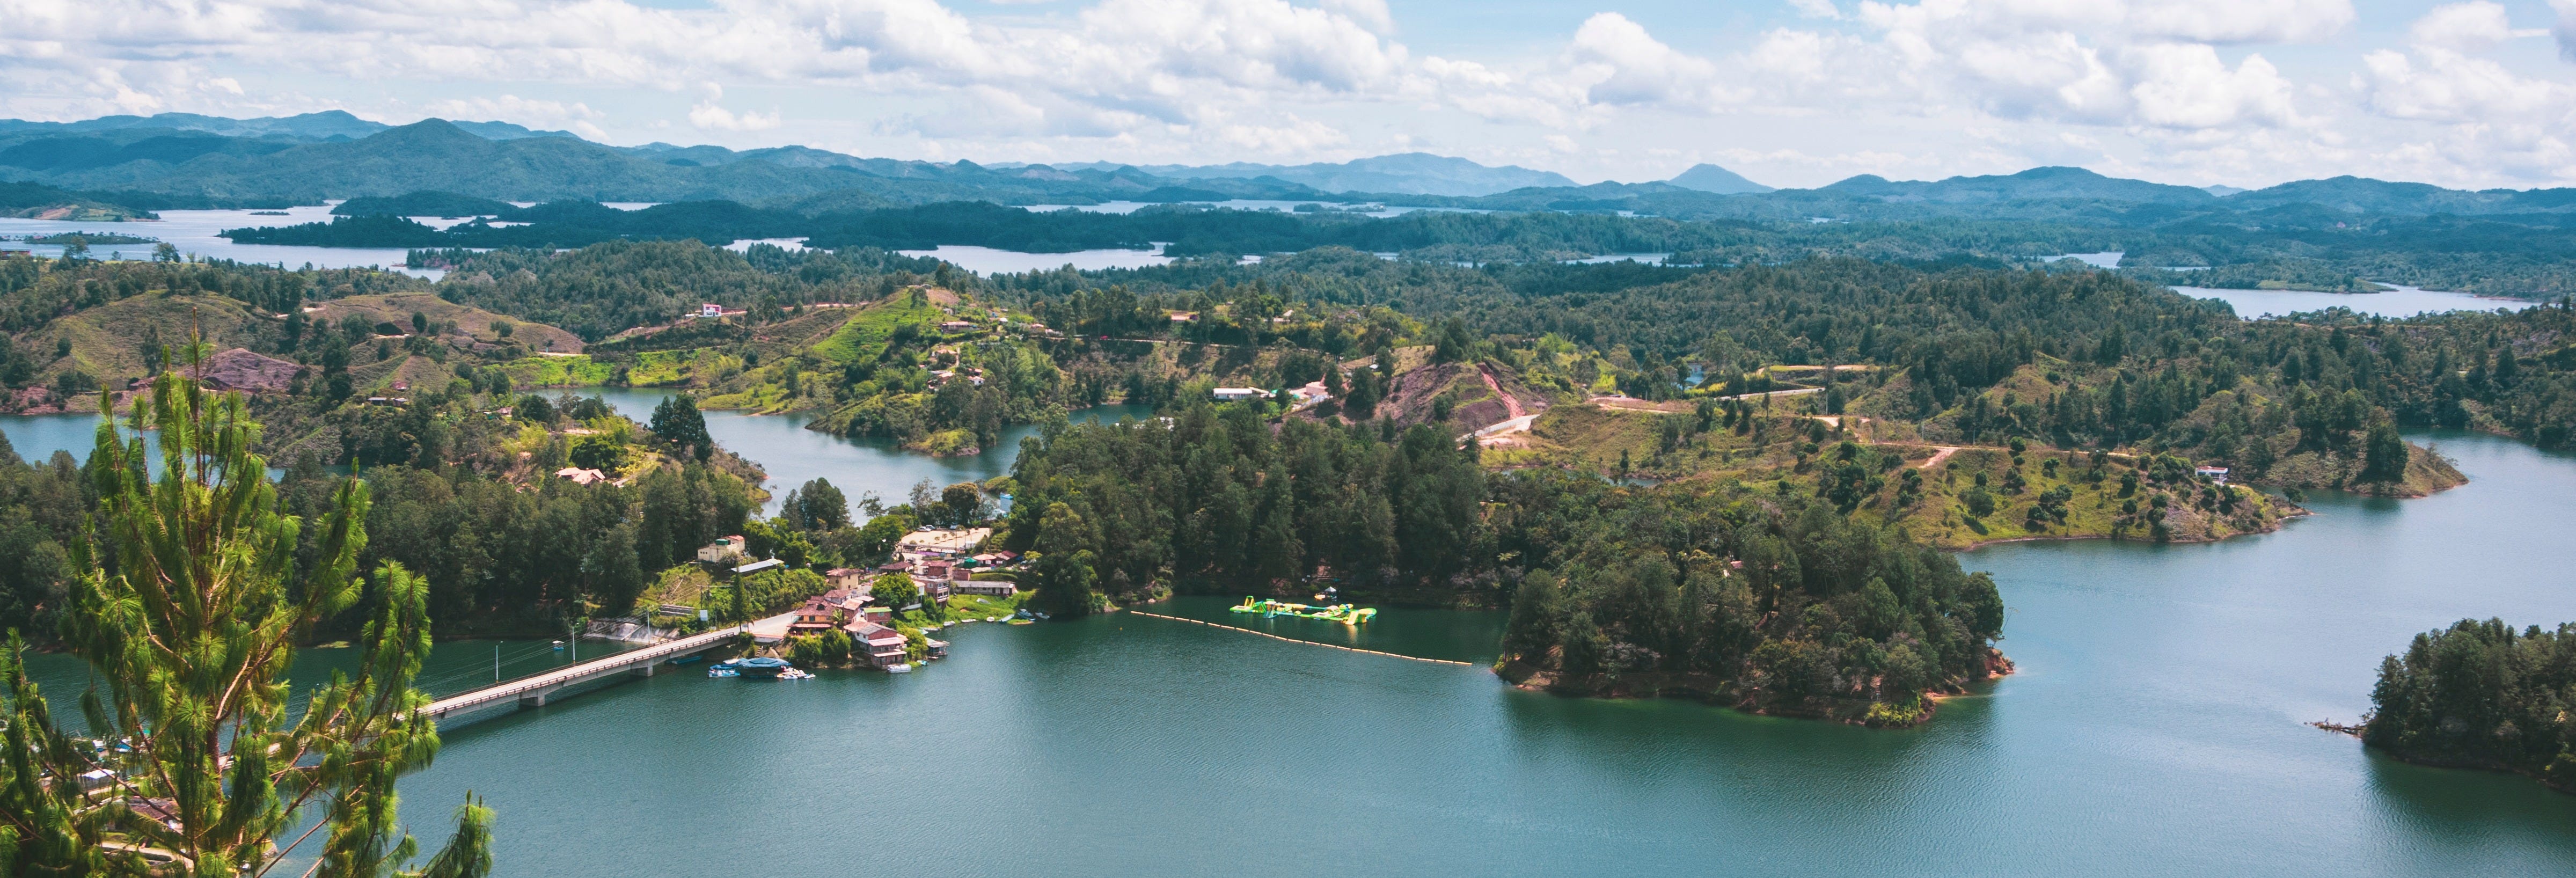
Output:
[940,320,978,333]
[1212,387,1265,401]
[2196,466,2232,485]
[861,605,894,624]
[698,303,723,319]
[954,579,1017,597]
[733,558,785,576]
[826,567,868,591]
[912,576,953,603]
[554,467,608,485]
[787,597,848,638]
[920,560,954,581]
[698,535,747,564]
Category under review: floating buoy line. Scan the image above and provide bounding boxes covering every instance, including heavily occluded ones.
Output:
[1123,610,1476,667]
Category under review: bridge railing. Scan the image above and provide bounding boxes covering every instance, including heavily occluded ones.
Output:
[422,626,743,716]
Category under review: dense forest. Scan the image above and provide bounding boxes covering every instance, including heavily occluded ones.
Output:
[2364,619,2576,791]
[1004,405,1486,614]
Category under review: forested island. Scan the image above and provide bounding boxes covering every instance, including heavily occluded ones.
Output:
[2363,619,2576,792]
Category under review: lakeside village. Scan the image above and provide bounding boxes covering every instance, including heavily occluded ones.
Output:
[592,525,1033,677]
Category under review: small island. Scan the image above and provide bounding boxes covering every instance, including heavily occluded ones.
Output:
[27,231,158,246]
[2359,618,2576,792]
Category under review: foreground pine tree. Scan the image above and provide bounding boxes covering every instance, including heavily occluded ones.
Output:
[1,365,492,876]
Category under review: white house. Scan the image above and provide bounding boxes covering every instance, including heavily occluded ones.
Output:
[696,303,722,319]
[1212,387,1265,401]
[697,535,747,564]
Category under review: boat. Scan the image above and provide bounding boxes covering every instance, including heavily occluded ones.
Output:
[734,656,794,678]
[887,663,913,674]
[778,668,814,680]
[706,667,738,678]
[667,654,703,666]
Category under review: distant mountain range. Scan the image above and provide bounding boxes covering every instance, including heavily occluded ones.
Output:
[0,110,573,142]
[1072,153,1580,197]
[6,113,2576,229]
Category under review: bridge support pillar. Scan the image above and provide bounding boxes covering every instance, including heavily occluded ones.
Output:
[518,689,549,707]
[631,661,656,678]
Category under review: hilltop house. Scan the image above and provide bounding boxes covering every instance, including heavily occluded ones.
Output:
[698,535,747,564]
[1211,387,1264,401]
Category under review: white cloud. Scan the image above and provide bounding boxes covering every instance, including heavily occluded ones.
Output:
[690,102,782,131]
[1787,0,1843,20]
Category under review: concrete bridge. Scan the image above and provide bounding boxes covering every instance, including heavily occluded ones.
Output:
[419,620,756,721]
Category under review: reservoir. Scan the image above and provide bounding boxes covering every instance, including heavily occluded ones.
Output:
[9,413,2576,874]
[2176,284,2541,319]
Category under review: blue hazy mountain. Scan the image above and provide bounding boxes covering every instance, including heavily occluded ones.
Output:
[1093,153,1579,197]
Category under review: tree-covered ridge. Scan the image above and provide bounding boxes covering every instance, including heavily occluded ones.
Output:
[2365,619,2576,792]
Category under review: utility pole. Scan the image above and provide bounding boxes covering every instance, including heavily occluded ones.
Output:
[494,642,500,682]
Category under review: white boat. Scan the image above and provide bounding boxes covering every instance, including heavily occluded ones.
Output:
[887,663,913,674]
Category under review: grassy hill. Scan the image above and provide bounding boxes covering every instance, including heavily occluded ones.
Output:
[39,292,267,386]
[304,292,583,354]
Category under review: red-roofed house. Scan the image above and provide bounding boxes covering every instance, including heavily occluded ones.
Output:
[846,621,910,668]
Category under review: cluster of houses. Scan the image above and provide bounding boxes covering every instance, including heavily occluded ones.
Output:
[696,526,1025,669]
[855,527,1018,599]
[781,588,924,669]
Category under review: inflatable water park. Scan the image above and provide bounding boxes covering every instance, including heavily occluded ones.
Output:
[1229,597,1377,625]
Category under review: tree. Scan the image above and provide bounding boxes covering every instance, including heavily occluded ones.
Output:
[568,434,627,473]
[649,395,712,463]
[2362,422,2408,483]
[1027,502,1098,616]
[871,572,919,610]
[0,371,492,876]
[784,478,850,531]
[514,393,555,425]
[940,482,985,526]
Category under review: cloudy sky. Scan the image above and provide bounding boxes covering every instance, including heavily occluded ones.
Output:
[9,0,2576,189]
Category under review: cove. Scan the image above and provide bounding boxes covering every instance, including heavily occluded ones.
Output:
[578,387,1150,515]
